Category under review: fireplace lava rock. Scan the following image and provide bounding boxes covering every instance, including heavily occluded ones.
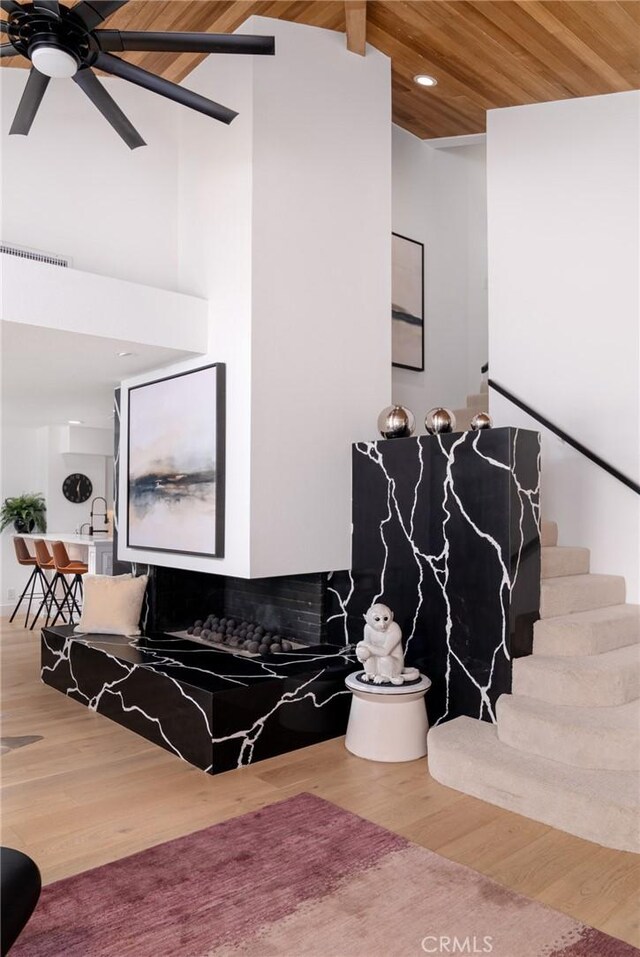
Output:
[186,615,295,655]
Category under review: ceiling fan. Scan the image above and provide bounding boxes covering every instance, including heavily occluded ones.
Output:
[0,0,275,148]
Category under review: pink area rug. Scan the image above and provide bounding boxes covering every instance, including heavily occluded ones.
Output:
[13,793,637,957]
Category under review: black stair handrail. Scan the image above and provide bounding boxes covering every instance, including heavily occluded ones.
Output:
[488,378,640,496]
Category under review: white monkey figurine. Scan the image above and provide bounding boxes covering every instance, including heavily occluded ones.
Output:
[355,603,419,685]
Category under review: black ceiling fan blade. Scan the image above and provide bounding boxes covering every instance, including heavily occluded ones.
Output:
[71,1,128,30]
[0,42,17,55]
[95,52,238,124]
[9,67,50,135]
[1,19,9,32]
[73,66,145,149]
[95,30,275,56]
[0,0,22,15]
[33,0,60,14]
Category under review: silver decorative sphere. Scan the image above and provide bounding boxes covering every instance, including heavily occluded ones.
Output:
[377,405,416,439]
[470,412,493,431]
[425,407,457,434]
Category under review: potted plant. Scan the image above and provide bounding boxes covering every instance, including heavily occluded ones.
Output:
[0,494,47,534]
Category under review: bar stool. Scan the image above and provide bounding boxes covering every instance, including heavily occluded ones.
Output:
[49,541,88,627]
[9,538,47,629]
[29,540,69,631]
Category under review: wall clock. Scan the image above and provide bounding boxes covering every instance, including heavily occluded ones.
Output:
[62,473,93,504]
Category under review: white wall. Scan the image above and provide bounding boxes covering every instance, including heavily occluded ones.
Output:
[45,428,111,534]
[249,18,391,576]
[488,91,640,600]
[391,126,488,420]
[0,425,111,610]
[175,44,255,576]
[60,426,114,457]
[0,69,181,291]
[0,425,47,613]
[118,17,392,579]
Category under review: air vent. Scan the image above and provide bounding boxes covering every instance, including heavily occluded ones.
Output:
[0,243,70,268]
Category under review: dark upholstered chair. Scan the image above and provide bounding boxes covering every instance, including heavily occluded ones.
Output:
[0,847,41,955]
[49,541,88,626]
[9,538,44,629]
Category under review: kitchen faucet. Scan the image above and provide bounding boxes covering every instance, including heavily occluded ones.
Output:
[89,497,109,536]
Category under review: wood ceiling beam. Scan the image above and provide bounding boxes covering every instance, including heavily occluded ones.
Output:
[345,0,367,56]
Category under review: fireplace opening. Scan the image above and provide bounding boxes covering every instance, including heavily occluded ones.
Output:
[147,567,331,647]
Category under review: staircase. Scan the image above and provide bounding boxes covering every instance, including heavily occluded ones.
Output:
[428,519,640,853]
[452,379,489,431]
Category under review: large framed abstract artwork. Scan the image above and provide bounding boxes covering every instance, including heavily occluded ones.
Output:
[127,363,225,557]
[392,232,424,372]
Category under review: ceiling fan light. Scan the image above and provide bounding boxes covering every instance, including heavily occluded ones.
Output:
[31,45,78,78]
[414,74,437,88]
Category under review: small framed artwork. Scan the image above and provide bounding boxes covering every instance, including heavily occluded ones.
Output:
[392,232,424,371]
[127,363,225,557]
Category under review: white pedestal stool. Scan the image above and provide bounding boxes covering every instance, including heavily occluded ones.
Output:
[344,671,432,762]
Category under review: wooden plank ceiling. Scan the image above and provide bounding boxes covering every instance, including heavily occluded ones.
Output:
[2,1,639,138]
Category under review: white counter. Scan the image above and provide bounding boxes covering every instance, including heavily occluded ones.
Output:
[21,533,114,575]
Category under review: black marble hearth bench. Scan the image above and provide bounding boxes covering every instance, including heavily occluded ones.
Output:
[41,627,359,774]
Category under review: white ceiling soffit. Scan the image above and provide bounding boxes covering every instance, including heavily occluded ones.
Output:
[423,133,486,150]
[0,255,209,355]
[1,321,194,430]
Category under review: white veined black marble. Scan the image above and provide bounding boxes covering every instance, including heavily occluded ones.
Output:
[41,627,358,773]
[326,427,540,726]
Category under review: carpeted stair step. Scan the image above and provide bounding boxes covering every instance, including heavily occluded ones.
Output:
[427,717,640,852]
[533,604,640,657]
[512,643,640,707]
[540,520,558,547]
[541,546,590,579]
[540,573,625,618]
[452,408,475,431]
[465,393,488,410]
[496,694,640,771]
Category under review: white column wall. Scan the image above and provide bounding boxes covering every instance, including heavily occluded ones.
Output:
[178,47,255,577]
[487,92,640,600]
[118,17,392,578]
[249,18,391,576]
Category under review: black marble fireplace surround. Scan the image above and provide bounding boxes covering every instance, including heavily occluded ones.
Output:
[327,427,541,726]
[94,402,540,772]
[41,627,356,773]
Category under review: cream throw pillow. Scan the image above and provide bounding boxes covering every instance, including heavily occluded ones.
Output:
[74,574,149,636]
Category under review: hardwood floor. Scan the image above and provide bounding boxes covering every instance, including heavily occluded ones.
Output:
[1,616,638,949]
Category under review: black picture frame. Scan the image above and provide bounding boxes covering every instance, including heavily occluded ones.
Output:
[392,232,425,372]
[126,363,226,558]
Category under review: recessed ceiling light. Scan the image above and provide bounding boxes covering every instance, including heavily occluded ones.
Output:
[117,351,135,357]
[68,419,83,425]
[414,74,438,87]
